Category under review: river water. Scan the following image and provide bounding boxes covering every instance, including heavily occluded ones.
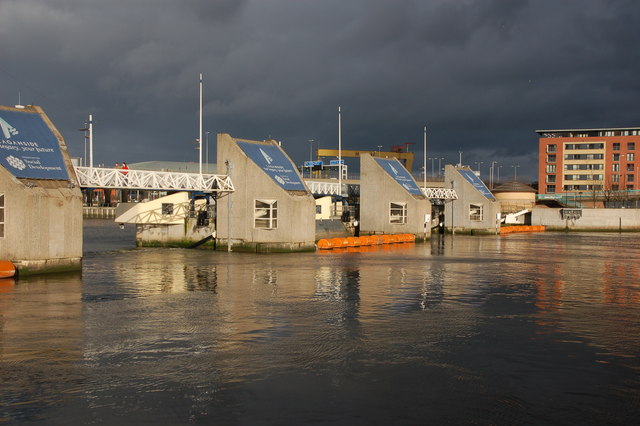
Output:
[1,220,639,424]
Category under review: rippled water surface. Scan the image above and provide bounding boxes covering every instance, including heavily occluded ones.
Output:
[1,220,639,424]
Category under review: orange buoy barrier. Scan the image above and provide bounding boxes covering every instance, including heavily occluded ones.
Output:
[500,225,545,235]
[0,260,16,279]
[330,237,345,248]
[317,234,418,250]
[317,239,333,249]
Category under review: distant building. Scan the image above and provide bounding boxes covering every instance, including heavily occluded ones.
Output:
[492,181,536,213]
[537,128,640,196]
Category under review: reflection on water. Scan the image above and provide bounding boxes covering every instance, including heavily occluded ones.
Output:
[1,222,640,424]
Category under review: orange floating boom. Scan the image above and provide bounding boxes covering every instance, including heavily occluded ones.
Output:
[0,260,16,279]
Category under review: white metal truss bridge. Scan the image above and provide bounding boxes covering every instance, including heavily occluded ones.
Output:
[305,180,458,200]
[73,166,234,193]
[422,187,458,200]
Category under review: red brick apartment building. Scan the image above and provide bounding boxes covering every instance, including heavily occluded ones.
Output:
[537,128,640,196]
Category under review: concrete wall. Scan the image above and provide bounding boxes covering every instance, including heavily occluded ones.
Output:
[359,154,431,238]
[216,134,316,252]
[443,165,501,234]
[532,207,640,230]
[0,105,82,274]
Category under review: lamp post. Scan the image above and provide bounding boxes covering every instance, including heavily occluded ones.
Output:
[512,164,520,181]
[205,131,210,173]
[490,161,498,189]
[430,157,435,178]
[308,139,314,178]
[377,145,382,156]
[338,106,342,195]
[458,151,463,168]
[475,161,483,175]
[88,114,94,168]
[198,73,203,175]
[439,158,444,177]
[78,122,88,167]
[423,125,427,190]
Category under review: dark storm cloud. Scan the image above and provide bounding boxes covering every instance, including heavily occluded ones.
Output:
[1,0,639,180]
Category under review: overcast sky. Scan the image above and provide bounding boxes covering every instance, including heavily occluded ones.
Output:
[1,0,639,182]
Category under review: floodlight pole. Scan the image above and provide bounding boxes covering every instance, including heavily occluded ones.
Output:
[423,125,427,190]
[199,73,203,175]
[89,114,93,168]
[338,106,342,196]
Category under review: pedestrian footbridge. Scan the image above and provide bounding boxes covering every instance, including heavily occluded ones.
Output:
[305,180,458,200]
[74,166,234,193]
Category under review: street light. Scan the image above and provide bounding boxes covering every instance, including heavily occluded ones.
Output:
[377,145,382,156]
[205,131,210,173]
[308,139,315,178]
[438,158,444,177]
[512,164,520,181]
[474,161,483,175]
[78,122,88,167]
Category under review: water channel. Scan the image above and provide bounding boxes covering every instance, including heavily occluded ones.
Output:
[1,220,639,424]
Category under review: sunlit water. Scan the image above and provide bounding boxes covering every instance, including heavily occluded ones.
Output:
[1,220,639,424]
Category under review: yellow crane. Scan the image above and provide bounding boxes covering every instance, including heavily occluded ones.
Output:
[316,149,414,171]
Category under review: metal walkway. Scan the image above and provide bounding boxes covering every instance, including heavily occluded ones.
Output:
[74,166,234,193]
[305,180,458,200]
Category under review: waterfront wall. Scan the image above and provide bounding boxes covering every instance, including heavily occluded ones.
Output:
[531,207,640,231]
[0,105,82,275]
[359,154,431,237]
[216,134,316,252]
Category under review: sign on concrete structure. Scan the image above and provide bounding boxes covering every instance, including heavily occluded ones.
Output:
[304,160,323,167]
[237,141,306,191]
[0,110,69,180]
[458,169,495,200]
[374,157,423,196]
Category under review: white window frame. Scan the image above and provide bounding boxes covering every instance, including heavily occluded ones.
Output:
[254,199,278,229]
[469,203,483,221]
[0,193,4,238]
[389,202,407,224]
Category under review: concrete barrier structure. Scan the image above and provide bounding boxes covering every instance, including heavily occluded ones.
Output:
[531,207,640,231]
[444,165,501,234]
[0,105,82,275]
[216,134,316,252]
[359,154,431,239]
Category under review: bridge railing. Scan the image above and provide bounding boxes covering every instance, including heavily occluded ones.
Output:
[306,180,341,196]
[422,187,458,200]
[74,166,234,193]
